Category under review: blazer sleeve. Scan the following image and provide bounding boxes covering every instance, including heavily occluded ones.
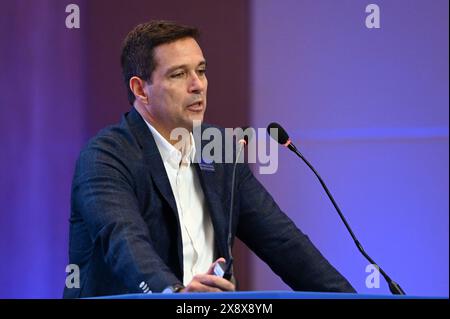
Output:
[235,163,356,293]
[71,139,182,293]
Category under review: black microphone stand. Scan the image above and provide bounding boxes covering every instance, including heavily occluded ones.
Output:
[222,141,246,281]
[287,142,405,295]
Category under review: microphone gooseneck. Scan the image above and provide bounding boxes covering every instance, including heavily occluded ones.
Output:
[223,128,253,281]
[267,122,405,295]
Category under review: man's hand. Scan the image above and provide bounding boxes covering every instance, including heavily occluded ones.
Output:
[181,258,236,292]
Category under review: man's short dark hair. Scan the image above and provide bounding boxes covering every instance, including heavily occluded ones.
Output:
[120,20,200,105]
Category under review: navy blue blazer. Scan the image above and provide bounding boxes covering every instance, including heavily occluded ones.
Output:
[63,107,355,298]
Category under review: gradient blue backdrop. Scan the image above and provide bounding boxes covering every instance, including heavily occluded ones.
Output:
[0,0,448,298]
[249,0,448,296]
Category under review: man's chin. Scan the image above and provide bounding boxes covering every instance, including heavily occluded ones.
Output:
[175,119,202,133]
[187,115,204,129]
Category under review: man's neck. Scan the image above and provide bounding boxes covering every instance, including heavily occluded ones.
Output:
[134,105,191,151]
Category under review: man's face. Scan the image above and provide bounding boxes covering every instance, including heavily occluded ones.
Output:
[144,37,207,135]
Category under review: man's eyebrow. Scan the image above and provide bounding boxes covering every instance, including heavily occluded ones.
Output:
[166,61,207,74]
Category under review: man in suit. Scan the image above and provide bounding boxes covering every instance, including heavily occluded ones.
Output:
[63,20,355,298]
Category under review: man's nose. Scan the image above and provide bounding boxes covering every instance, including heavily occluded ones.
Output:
[188,73,206,93]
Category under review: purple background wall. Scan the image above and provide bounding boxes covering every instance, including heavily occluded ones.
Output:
[0,0,251,298]
[0,0,448,298]
[0,0,86,298]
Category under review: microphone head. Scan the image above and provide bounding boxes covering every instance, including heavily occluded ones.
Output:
[238,126,254,145]
[267,122,290,145]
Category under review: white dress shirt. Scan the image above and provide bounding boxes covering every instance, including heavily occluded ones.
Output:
[144,121,215,285]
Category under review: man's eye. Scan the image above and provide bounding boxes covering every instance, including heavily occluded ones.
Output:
[197,69,206,75]
[171,72,185,78]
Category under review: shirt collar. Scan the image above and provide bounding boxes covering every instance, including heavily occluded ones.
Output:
[144,119,196,169]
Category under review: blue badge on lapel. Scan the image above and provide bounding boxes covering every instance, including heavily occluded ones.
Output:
[198,156,215,172]
[199,162,215,172]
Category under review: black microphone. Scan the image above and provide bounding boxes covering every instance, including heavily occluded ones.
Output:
[267,122,406,295]
[214,127,253,281]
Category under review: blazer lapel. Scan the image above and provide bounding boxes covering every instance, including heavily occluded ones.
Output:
[126,108,183,270]
[194,130,229,262]
[127,108,179,215]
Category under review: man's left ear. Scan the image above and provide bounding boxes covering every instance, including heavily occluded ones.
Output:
[129,76,149,104]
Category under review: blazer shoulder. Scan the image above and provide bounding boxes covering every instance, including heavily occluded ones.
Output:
[81,115,140,159]
[73,114,143,185]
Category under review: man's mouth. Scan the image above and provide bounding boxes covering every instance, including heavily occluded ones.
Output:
[186,101,204,112]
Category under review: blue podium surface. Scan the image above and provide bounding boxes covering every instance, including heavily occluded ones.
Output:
[94,291,440,299]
